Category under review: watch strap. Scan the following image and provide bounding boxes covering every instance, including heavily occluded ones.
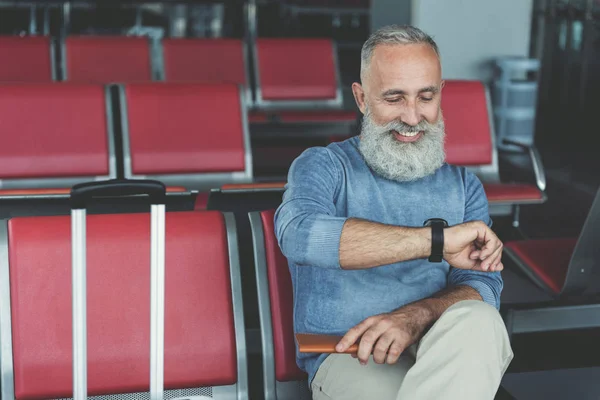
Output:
[423,218,448,263]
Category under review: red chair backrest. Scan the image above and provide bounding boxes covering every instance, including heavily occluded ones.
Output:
[441,80,493,166]
[0,83,110,179]
[260,209,307,381]
[0,36,53,82]
[163,38,247,85]
[256,39,338,101]
[123,83,247,175]
[8,211,237,399]
[65,36,152,83]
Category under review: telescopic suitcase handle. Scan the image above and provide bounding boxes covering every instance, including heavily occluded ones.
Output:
[70,179,166,209]
[70,179,167,400]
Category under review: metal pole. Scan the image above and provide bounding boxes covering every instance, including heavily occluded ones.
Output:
[149,204,165,400]
[71,208,87,400]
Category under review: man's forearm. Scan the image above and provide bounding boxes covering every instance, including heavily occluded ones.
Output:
[397,285,483,334]
[339,218,432,270]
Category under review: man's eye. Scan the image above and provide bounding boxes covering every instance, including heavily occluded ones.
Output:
[386,98,401,103]
[421,97,433,102]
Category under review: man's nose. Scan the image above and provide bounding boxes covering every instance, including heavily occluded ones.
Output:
[399,103,421,127]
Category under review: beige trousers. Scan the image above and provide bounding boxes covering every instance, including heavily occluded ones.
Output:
[311,300,513,400]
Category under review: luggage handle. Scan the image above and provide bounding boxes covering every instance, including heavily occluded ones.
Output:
[70,179,166,209]
[71,179,166,400]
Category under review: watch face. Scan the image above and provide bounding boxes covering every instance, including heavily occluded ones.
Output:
[423,218,448,227]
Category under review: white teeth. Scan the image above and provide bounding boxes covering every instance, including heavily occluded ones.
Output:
[397,131,420,137]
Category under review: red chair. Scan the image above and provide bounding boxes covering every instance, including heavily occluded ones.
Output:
[441,80,546,225]
[249,209,312,400]
[63,36,154,83]
[0,36,55,82]
[161,38,252,105]
[505,186,600,297]
[250,38,357,136]
[119,82,253,191]
[0,211,248,399]
[0,83,116,190]
[249,38,357,174]
[502,186,600,337]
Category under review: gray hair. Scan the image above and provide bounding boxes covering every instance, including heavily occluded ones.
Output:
[360,25,440,81]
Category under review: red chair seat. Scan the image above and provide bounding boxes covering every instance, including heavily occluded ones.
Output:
[256,39,337,101]
[442,81,493,166]
[261,210,308,382]
[505,238,577,295]
[484,183,543,203]
[124,83,246,175]
[65,36,152,83]
[0,37,53,82]
[249,110,357,124]
[8,212,238,398]
[0,84,111,180]
[162,39,247,85]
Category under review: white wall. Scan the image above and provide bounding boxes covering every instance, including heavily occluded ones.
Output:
[411,0,534,82]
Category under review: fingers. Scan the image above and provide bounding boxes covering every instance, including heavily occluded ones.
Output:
[372,334,405,365]
[372,332,394,364]
[478,227,503,262]
[484,244,504,272]
[386,340,405,364]
[356,318,392,364]
[341,315,412,365]
[336,317,376,353]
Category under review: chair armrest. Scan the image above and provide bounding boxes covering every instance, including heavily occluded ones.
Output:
[503,139,547,192]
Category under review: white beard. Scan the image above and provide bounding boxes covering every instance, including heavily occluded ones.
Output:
[358,109,446,182]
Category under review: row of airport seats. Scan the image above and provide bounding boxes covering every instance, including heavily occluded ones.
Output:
[0,82,250,193]
[0,79,546,223]
[0,35,357,131]
[0,208,311,400]
[3,185,596,400]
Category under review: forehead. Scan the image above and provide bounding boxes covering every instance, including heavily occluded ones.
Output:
[366,43,441,93]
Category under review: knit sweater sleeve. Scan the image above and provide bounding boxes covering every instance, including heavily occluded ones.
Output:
[448,170,504,309]
[274,147,348,269]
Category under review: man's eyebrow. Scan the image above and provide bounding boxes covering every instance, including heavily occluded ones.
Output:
[419,86,439,94]
[381,86,440,97]
[381,89,407,97]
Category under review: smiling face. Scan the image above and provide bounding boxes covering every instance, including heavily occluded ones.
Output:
[352,42,446,182]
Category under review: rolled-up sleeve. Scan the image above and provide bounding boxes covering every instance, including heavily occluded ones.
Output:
[448,170,504,309]
[274,147,347,269]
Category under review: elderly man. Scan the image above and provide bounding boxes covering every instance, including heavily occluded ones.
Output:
[274,25,513,400]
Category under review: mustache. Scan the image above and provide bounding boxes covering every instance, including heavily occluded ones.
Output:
[364,114,435,135]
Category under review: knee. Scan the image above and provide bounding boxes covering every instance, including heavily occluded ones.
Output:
[446,300,503,325]
[440,300,509,343]
[442,300,511,353]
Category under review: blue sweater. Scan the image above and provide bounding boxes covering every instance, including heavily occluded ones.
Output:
[274,136,503,384]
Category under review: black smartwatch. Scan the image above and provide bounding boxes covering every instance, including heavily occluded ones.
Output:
[423,218,448,263]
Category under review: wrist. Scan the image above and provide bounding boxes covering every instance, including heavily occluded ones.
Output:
[415,227,433,259]
[395,301,436,334]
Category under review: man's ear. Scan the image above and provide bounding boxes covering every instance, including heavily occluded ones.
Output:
[351,82,367,114]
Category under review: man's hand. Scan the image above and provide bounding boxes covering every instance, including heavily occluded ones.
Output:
[335,286,482,365]
[444,221,503,272]
[335,304,433,365]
